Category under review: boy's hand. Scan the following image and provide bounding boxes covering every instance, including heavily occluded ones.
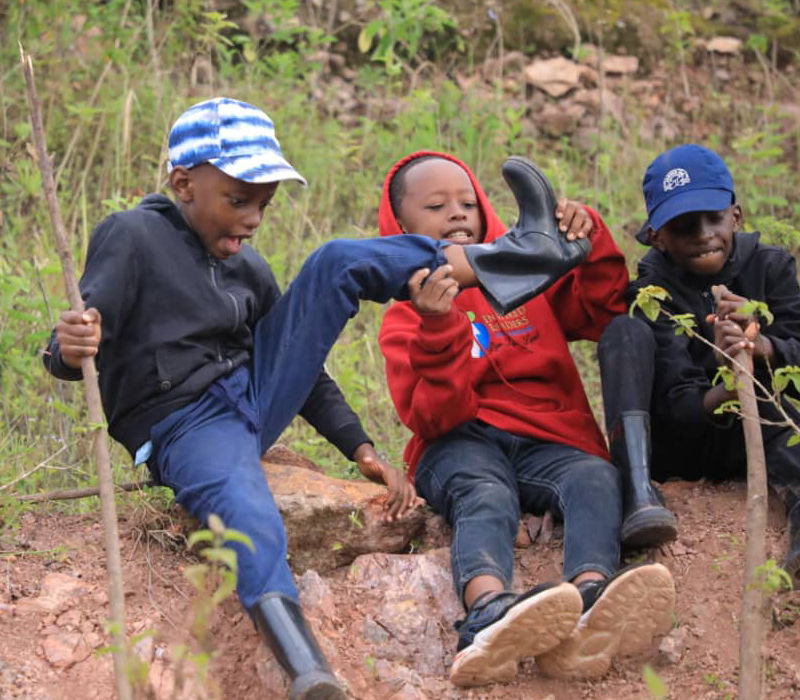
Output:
[555,198,593,241]
[408,265,459,316]
[55,308,102,368]
[353,443,425,523]
[709,316,756,374]
[707,284,770,365]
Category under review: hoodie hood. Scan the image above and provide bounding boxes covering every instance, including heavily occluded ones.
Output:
[378,151,507,243]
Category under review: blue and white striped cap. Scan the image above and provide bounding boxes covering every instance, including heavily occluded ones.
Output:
[167,97,306,185]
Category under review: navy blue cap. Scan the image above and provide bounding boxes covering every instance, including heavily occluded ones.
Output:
[636,144,734,244]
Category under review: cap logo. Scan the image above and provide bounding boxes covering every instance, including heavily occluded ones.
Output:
[662,168,690,192]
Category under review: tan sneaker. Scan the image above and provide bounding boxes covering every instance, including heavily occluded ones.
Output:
[534,563,675,680]
[450,581,582,687]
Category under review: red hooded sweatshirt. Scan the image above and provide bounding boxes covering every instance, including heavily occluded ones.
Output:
[377,151,629,478]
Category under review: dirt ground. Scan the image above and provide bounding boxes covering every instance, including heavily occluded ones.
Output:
[1,479,799,700]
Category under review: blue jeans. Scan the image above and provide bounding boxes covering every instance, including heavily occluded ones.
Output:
[414,420,622,604]
[148,235,447,611]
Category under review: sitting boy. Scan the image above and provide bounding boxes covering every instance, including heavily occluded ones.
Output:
[598,143,800,586]
[377,150,676,687]
[44,99,581,700]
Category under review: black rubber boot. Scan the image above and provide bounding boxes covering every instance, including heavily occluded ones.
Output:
[783,502,800,589]
[251,593,346,700]
[610,411,677,548]
[464,156,591,315]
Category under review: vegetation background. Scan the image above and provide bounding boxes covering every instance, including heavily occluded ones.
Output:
[2,0,800,511]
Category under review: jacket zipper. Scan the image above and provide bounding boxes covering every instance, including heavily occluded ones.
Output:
[207,256,227,364]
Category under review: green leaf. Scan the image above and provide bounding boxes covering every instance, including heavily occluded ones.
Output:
[737,300,774,326]
[714,399,741,415]
[358,27,373,53]
[201,546,237,571]
[629,285,670,322]
[672,313,696,337]
[774,366,800,394]
[183,563,209,591]
[788,433,800,447]
[187,530,214,550]
[643,663,668,699]
[712,366,737,391]
[224,529,256,553]
[211,570,237,606]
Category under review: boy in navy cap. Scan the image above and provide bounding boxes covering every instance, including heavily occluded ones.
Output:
[597,144,800,586]
[43,97,596,699]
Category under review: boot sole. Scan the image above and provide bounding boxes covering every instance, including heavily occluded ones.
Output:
[621,506,678,548]
[450,582,582,688]
[289,671,347,700]
[534,563,675,680]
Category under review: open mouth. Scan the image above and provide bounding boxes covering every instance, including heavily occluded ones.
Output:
[690,248,722,259]
[443,229,473,243]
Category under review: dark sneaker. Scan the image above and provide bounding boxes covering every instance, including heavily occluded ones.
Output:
[449,582,582,687]
[534,563,675,679]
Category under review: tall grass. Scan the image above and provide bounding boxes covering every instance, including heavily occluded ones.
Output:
[1,0,799,499]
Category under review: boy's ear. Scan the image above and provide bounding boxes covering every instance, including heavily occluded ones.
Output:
[731,203,743,231]
[169,166,194,203]
[649,228,666,251]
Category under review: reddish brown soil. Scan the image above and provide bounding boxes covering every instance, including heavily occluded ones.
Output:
[2,479,799,700]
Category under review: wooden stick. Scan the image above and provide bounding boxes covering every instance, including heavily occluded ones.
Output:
[16,480,156,503]
[20,46,133,700]
[735,348,769,700]
[709,285,768,700]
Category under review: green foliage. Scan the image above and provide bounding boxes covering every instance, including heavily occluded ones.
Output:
[629,285,671,322]
[358,0,460,75]
[751,558,794,594]
[736,300,774,326]
[712,366,738,392]
[172,515,254,699]
[671,313,696,337]
[772,366,800,394]
[4,0,800,505]
[643,662,668,699]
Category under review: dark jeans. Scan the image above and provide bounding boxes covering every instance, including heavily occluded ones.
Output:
[414,420,622,604]
[147,235,447,611]
[597,314,800,521]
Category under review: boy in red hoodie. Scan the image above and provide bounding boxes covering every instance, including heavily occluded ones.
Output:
[378,152,676,686]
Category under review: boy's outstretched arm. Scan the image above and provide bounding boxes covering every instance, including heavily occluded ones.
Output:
[352,443,424,522]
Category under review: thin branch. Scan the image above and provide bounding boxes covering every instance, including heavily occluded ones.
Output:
[0,445,68,492]
[20,46,132,700]
[15,480,155,503]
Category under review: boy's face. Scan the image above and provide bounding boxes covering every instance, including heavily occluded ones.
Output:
[396,159,484,244]
[170,164,279,259]
[650,204,742,276]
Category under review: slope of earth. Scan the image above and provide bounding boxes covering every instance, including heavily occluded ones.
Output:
[1,479,799,700]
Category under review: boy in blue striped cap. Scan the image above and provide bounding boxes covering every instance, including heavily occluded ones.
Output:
[44,96,469,700]
[43,97,588,699]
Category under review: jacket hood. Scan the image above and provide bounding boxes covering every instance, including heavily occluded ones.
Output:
[138,193,192,233]
[139,193,177,211]
[378,151,507,243]
[637,231,761,288]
